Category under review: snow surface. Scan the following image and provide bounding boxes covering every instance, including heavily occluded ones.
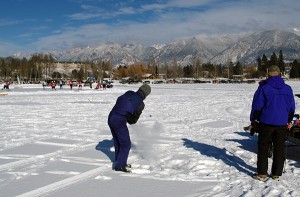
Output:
[1,81,300,197]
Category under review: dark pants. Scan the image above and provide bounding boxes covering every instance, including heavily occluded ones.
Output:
[108,114,131,169]
[257,124,287,176]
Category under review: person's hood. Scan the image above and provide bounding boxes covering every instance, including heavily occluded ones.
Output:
[265,76,285,89]
[137,90,145,99]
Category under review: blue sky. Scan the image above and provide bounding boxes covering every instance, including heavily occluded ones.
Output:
[0,0,300,57]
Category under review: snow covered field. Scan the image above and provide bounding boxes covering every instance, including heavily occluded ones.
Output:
[1,81,300,197]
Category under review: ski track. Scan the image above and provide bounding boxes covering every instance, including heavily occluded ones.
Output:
[15,166,111,197]
[0,83,300,196]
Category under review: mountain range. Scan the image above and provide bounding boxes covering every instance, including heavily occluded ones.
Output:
[48,30,300,66]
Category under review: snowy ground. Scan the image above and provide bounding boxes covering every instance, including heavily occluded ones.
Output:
[0,81,300,197]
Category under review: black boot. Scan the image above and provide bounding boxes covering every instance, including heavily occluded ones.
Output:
[115,166,131,173]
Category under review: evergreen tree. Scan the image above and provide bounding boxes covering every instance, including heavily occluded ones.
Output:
[269,52,278,66]
[261,54,268,76]
[71,69,78,79]
[289,60,300,78]
[233,61,243,75]
[278,50,285,72]
[183,65,193,78]
[78,67,84,80]
[257,56,262,73]
[228,61,234,79]
[215,64,222,78]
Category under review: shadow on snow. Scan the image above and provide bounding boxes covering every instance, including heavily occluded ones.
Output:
[226,131,258,155]
[95,139,115,162]
[182,138,256,176]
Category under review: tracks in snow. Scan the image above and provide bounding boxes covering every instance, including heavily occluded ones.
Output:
[16,166,110,197]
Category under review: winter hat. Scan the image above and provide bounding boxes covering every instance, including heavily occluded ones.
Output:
[138,84,151,99]
[268,65,280,77]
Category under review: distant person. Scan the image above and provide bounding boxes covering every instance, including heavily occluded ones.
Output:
[42,81,47,90]
[107,84,151,173]
[3,81,10,90]
[59,80,63,89]
[89,81,93,89]
[102,80,107,90]
[96,81,102,89]
[69,79,73,90]
[250,65,295,182]
[78,81,83,90]
[50,81,56,91]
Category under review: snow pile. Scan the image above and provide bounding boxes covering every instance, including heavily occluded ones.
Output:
[0,82,300,196]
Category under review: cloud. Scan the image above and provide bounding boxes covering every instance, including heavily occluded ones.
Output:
[0,19,20,27]
[0,41,25,57]
[31,24,111,51]
[1,0,300,56]
[140,0,216,11]
[119,6,136,14]
[67,4,106,20]
[28,1,300,53]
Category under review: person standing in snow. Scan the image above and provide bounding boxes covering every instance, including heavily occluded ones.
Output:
[42,81,47,90]
[59,80,63,89]
[89,81,93,89]
[250,65,295,182]
[102,80,107,90]
[69,79,73,90]
[95,80,102,89]
[108,84,151,172]
[50,81,56,91]
[78,80,82,90]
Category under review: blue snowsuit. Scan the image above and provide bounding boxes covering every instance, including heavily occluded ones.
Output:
[108,90,145,169]
[250,76,295,176]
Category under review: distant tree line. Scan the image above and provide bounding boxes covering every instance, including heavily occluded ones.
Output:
[113,50,299,80]
[0,54,56,82]
[0,53,113,82]
[256,50,285,76]
[256,50,300,78]
[1,50,300,81]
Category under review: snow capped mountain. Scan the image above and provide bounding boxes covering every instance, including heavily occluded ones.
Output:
[48,30,300,66]
[151,44,167,50]
[161,35,238,65]
[155,37,216,64]
[13,51,32,60]
[210,30,300,65]
[51,42,142,65]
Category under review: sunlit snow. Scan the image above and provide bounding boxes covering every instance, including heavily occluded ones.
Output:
[0,81,300,197]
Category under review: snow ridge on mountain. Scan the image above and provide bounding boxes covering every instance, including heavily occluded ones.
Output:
[49,30,300,66]
[210,30,300,65]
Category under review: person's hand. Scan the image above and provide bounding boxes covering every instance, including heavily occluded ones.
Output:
[250,121,260,136]
[287,123,293,130]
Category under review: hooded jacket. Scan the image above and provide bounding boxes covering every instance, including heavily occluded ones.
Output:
[250,76,295,126]
[109,90,145,124]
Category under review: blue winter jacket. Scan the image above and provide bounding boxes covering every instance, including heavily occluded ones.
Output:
[109,90,145,124]
[250,76,295,126]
